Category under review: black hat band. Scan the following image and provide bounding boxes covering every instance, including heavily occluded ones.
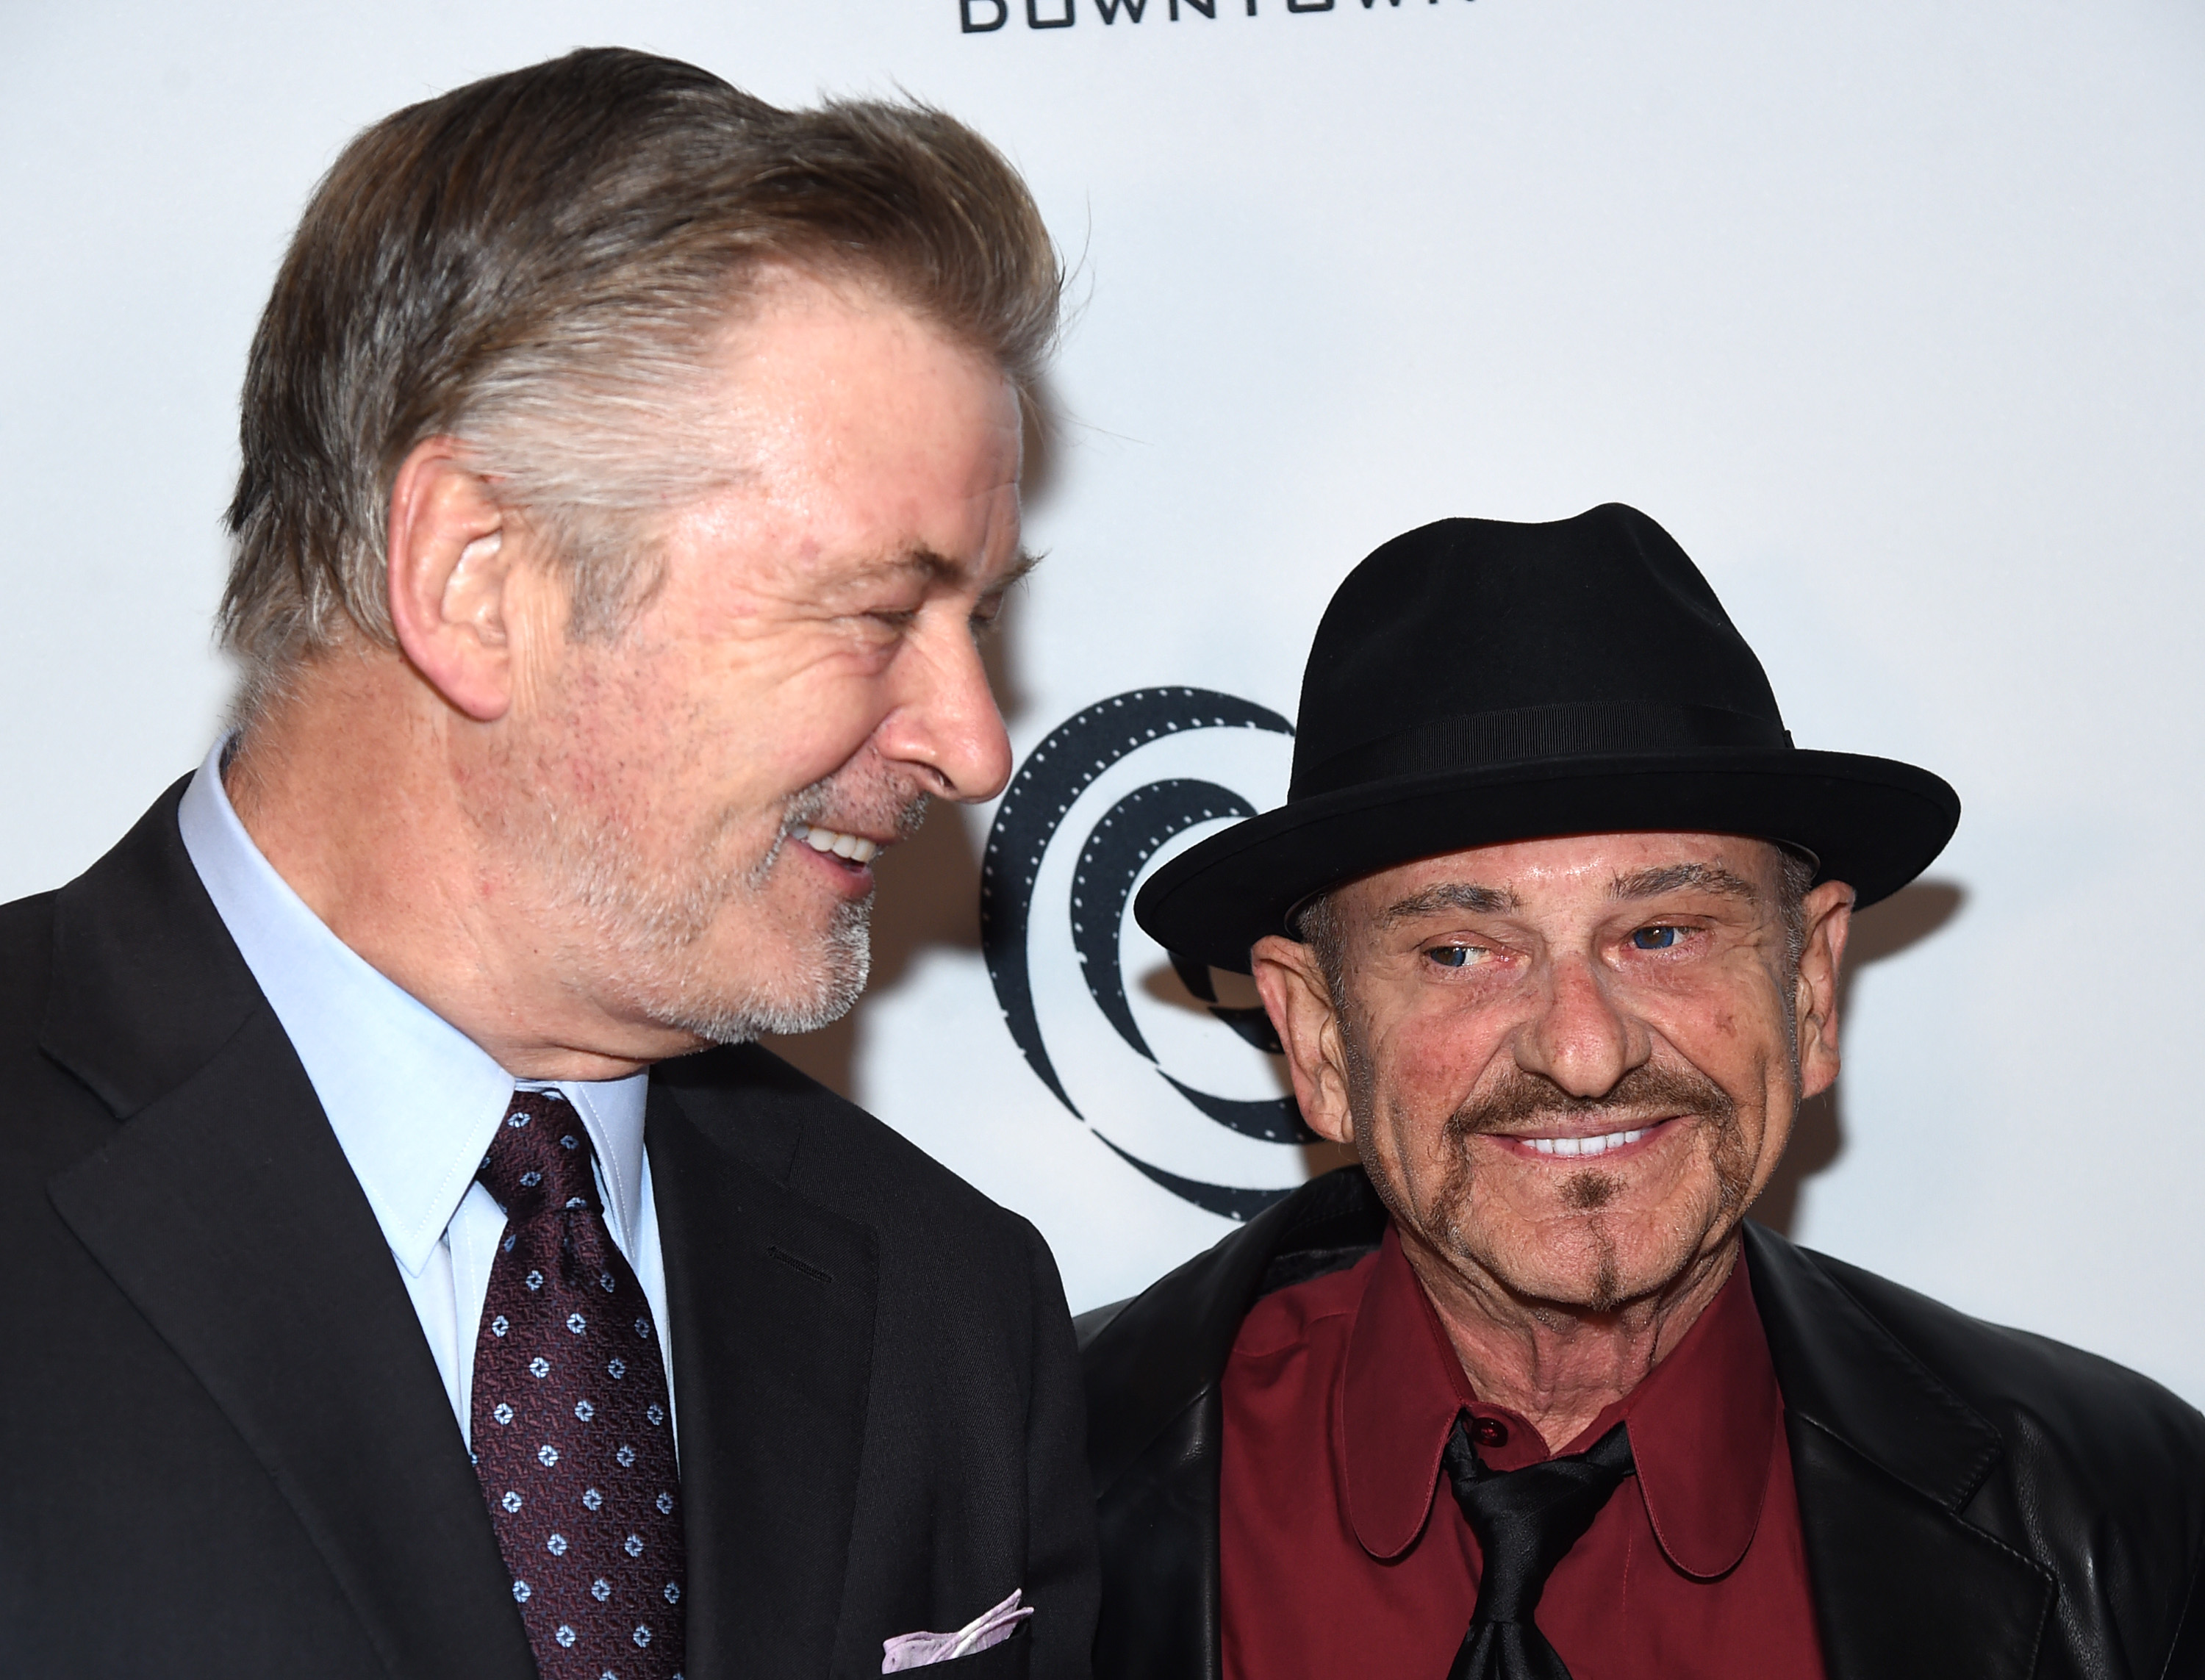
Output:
[1291,701,1796,801]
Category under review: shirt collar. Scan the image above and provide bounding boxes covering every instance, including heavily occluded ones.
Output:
[1340,1226,1475,1560]
[1339,1224,1780,1579]
[176,739,650,1273]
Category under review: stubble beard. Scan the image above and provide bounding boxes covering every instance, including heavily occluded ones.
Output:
[534,767,929,1046]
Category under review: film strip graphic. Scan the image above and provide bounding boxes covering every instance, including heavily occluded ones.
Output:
[980,687,1310,1221]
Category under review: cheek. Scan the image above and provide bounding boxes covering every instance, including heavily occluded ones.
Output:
[1369,1010,1500,1145]
[770,667,895,786]
[1641,976,1790,1084]
[671,623,894,792]
[645,528,892,777]
[526,648,667,792]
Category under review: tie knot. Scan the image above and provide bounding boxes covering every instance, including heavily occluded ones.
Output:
[478,1090,600,1224]
[1443,1418,1635,1628]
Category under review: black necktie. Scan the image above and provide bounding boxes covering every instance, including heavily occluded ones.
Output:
[471,1090,686,1680]
[1442,1416,1636,1680]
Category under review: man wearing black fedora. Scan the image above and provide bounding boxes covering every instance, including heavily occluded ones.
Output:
[1081,505,2205,1680]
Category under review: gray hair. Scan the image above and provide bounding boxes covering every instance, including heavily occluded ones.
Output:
[219,47,1061,716]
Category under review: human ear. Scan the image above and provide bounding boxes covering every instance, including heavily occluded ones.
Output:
[1793,880,1856,1099]
[384,439,525,722]
[1251,934,1358,1147]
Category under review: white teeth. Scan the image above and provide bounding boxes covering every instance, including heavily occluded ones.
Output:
[1527,1127,1649,1158]
[789,822,879,864]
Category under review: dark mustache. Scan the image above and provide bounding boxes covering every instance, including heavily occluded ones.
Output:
[1444,1061,1736,1141]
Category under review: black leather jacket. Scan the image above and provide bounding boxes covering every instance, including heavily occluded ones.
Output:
[1079,1168,2205,1680]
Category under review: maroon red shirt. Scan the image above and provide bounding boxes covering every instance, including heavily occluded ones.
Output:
[1220,1227,1826,1680]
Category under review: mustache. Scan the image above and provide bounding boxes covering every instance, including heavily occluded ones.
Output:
[1444,1060,1737,1142]
[734,777,932,893]
[782,775,932,844]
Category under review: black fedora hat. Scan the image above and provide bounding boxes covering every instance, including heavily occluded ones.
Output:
[1135,504,1960,972]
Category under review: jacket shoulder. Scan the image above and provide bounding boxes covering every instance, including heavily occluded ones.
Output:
[651,1041,1041,1254]
[0,885,60,932]
[0,888,59,1036]
[1804,1240,2205,1471]
[0,887,101,1169]
[1757,1228,2205,1675]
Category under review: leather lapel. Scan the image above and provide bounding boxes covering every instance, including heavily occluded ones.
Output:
[40,789,532,1680]
[646,1074,881,1680]
[1744,1224,2053,1680]
[1080,1167,1387,1680]
[1084,1166,1388,1493]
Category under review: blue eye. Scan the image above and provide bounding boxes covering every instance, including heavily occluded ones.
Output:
[1630,926,1682,951]
[1427,946,1474,969]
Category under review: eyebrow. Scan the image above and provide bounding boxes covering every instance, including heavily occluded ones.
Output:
[1610,863,1762,904]
[856,546,1039,597]
[1379,881,1519,926]
[864,547,964,589]
[982,549,1041,600]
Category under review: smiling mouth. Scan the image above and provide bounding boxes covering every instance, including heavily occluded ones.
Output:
[790,822,881,866]
[1497,1116,1683,1160]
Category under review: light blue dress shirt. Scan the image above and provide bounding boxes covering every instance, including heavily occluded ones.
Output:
[176,739,673,1447]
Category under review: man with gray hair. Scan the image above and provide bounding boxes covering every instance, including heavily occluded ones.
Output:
[0,49,1094,1679]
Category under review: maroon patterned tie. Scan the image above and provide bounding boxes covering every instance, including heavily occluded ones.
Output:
[471,1090,686,1680]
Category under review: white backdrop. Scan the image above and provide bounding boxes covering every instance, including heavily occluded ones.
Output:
[3,1,2201,1404]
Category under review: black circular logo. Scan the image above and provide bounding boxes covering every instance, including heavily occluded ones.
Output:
[980,688,1319,1221]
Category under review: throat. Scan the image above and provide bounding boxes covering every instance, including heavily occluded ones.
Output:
[1403,1230,1742,1451]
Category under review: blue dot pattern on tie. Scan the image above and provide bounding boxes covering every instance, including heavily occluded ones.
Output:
[470,1090,685,1680]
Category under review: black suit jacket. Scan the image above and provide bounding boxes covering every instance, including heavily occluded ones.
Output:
[0,783,1098,1679]
[1079,1167,2205,1680]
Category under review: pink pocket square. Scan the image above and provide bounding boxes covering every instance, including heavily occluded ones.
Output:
[881,1589,1033,1672]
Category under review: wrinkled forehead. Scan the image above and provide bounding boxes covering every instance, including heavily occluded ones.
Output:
[1332,830,1791,928]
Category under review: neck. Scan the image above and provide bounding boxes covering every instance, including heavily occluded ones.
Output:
[1396,1226,1741,1452]
[223,652,692,1081]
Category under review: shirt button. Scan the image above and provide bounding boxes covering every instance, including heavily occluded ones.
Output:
[1471,1417,1509,1449]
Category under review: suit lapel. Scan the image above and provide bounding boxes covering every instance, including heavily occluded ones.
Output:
[646,1071,881,1680]
[41,783,534,1680]
[1744,1224,2053,1680]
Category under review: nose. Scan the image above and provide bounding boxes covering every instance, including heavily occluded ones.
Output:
[875,617,1014,803]
[1511,950,1650,1099]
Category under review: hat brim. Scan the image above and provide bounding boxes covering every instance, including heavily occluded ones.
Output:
[1133,749,1960,973]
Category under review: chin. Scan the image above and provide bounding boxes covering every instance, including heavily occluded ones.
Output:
[1447,1197,1726,1315]
[617,908,875,1045]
